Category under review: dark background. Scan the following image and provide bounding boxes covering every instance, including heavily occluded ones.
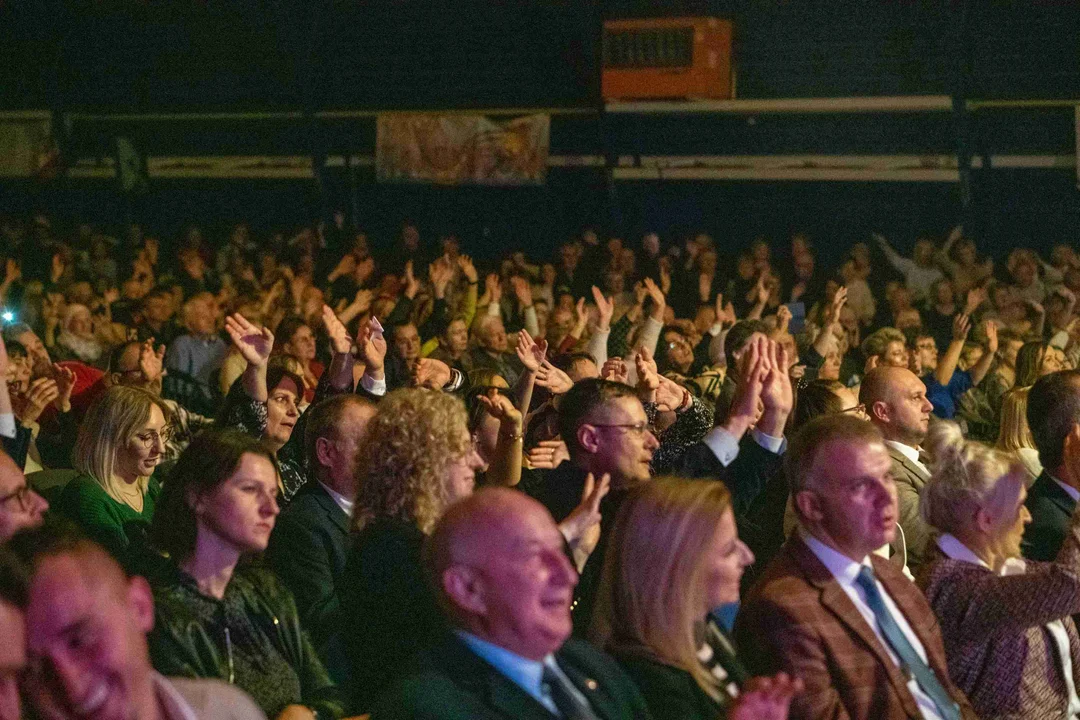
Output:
[1,1,1078,266]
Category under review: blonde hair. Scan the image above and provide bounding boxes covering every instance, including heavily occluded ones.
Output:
[996,386,1036,453]
[352,388,471,535]
[72,385,171,504]
[589,477,734,702]
[920,421,1020,535]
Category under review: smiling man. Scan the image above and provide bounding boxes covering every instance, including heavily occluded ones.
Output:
[371,488,651,720]
[3,524,266,720]
[734,415,976,720]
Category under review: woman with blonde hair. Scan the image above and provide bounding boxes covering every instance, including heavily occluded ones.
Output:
[55,384,171,564]
[917,421,1080,719]
[591,476,801,720]
[339,388,485,711]
[995,386,1042,484]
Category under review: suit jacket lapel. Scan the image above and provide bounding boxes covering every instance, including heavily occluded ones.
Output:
[789,539,921,712]
[887,446,929,486]
[435,634,557,720]
[557,653,622,720]
[1036,471,1078,518]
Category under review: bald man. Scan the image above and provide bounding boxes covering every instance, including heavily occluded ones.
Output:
[2,525,266,720]
[0,449,47,543]
[371,488,652,720]
[860,366,936,570]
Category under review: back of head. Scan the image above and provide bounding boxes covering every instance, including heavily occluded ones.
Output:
[859,366,906,416]
[355,388,470,534]
[1028,370,1080,472]
[792,380,846,432]
[921,421,1016,535]
[557,378,637,453]
[861,327,904,360]
[589,477,732,699]
[152,429,279,561]
[996,386,1035,453]
[786,414,884,497]
[5,519,128,599]
[724,320,768,366]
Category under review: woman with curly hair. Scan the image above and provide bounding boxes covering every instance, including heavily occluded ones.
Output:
[338,387,484,712]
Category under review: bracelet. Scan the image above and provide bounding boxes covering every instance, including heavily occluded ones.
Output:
[503,431,524,442]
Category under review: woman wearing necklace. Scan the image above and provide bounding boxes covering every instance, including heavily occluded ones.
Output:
[147,428,344,720]
[55,384,171,567]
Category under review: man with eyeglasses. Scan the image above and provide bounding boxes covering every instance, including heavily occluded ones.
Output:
[0,449,47,543]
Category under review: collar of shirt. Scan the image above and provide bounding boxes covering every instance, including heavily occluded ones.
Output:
[456,631,554,704]
[884,440,928,472]
[800,530,871,589]
[318,481,354,517]
[937,533,1028,576]
[1050,474,1080,503]
[152,673,200,720]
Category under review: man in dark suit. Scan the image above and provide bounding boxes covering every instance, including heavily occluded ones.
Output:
[735,414,976,720]
[672,334,792,583]
[861,365,935,570]
[372,487,652,720]
[267,393,376,676]
[1022,369,1080,561]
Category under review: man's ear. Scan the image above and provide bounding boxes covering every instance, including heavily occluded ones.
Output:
[793,489,823,524]
[442,565,485,616]
[577,424,600,454]
[869,400,890,424]
[315,436,335,467]
[1063,424,1080,472]
[127,575,156,634]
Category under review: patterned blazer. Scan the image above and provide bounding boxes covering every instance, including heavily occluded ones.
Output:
[917,532,1080,720]
[734,536,976,720]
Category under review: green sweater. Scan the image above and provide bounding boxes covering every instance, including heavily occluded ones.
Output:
[55,474,161,562]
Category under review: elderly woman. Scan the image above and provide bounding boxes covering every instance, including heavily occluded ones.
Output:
[591,477,800,720]
[54,385,171,566]
[148,429,344,720]
[54,302,106,367]
[338,388,485,712]
[917,421,1080,719]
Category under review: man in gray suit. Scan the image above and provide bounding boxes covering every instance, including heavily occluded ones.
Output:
[861,366,936,571]
[3,525,266,720]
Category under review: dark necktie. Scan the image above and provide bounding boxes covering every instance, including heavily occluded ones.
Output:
[854,566,960,720]
[542,664,600,720]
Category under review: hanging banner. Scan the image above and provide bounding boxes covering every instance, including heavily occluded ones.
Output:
[376,113,550,185]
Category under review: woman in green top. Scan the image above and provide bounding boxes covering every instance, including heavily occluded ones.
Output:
[56,385,171,565]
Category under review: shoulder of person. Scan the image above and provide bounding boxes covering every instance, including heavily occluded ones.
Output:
[164,677,267,720]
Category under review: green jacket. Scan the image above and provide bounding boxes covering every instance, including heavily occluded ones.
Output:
[148,562,345,719]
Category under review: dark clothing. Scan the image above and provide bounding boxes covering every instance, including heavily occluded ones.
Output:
[267,482,350,673]
[54,474,161,567]
[371,632,652,720]
[338,516,445,713]
[1022,471,1077,562]
[609,651,720,720]
[147,562,344,719]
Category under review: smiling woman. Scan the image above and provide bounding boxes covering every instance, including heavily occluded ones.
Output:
[54,385,172,569]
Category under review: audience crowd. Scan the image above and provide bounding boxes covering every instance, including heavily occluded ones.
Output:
[3,210,1080,720]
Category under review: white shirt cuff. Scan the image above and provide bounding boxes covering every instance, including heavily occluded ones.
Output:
[751,428,786,455]
[360,373,387,397]
[0,413,16,439]
[703,426,740,468]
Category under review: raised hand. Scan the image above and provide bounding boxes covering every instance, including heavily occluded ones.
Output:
[965,286,988,314]
[509,276,533,308]
[224,313,274,367]
[356,319,387,375]
[760,339,794,420]
[726,335,768,434]
[601,357,629,385]
[429,258,453,299]
[527,439,570,470]
[984,319,999,352]
[952,312,972,342]
[557,472,611,560]
[516,328,547,373]
[3,258,21,286]
[536,359,574,395]
[51,363,76,412]
[698,273,712,303]
[457,254,479,284]
[402,261,420,300]
[776,304,793,333]
[350,288,373,314]
[729,673,803,720]
[321,304,353,355]
[19,376,59,426]
[643,277,666,318]
[591,285,614,331]
[485,273,502,305]
[655,374,689,413]
[572,297,588,336]
[827,286,848,326]
[137,340,166,384]
[753,273,770,306]
[477,392,523,436]
[413,357,451,390]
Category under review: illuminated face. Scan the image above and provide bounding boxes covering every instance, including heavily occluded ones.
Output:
[393,324,421,363]
[283,324,316,362]
[265,378,300,448]
[701,509,754,609]
[115,405,168,482]
[194,453,281,554]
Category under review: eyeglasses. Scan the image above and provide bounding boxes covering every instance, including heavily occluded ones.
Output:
[0,484,33,511]
[589,422,652,436]
[840,403,867,416]
[134,426,174,449]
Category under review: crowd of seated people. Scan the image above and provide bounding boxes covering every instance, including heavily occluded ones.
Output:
[1,209,1080,719]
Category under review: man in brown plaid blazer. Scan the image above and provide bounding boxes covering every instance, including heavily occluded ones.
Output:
[734,415,976,720]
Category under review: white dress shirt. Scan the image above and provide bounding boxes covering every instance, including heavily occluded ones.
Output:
[937,533,1080,719]
[884,440,930,477]
[317,481,354,517]
[703,426,785,468]
[801,531,944,720]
